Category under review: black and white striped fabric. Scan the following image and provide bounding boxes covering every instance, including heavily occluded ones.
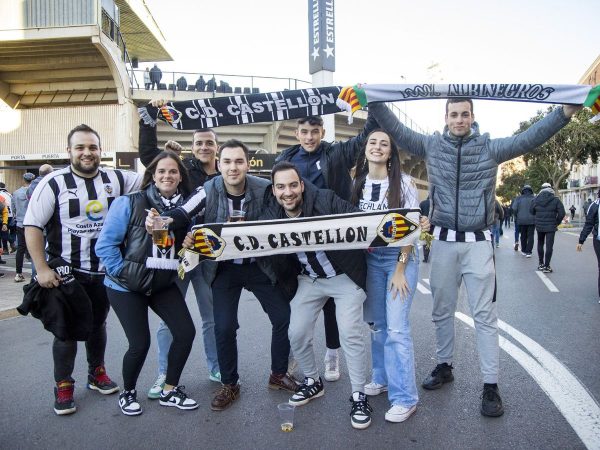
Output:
[358,174,420,212]
[23,167,141,275]
[432,226,491,242]
[297,250,340,278]
[227,192,253,265]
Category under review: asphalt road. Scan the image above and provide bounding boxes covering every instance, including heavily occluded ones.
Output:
[0,229,598,450]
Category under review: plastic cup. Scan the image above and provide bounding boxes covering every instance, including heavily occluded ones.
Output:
[228,210,246,222]
[152,216,170,247]
[278,403,295,432]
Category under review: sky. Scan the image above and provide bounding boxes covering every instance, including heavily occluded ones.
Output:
[144,0,598,137]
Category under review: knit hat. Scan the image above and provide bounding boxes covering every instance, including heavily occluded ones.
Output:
[23,172,35,182]
[541,182,551,189]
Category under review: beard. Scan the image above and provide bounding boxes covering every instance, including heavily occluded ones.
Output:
[71,156,99,174]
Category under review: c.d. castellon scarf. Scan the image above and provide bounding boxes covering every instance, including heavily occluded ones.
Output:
[138,83,600,130]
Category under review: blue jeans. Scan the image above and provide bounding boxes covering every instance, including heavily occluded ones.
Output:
[156,266,219,375]
[491,221,500,245]
[364,247,419,407]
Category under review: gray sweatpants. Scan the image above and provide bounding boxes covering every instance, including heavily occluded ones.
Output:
[288,274,367,393]
[429,239,499,384]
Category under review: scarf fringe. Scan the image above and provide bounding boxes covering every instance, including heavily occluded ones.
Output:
[138,106,157,127]
[146,257,179,270]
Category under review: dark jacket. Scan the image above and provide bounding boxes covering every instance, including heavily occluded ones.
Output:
[494,200,504,222]
[371,103,570,231]
[530,189,565,232]
[419,197,430,217]
[18,258,93,341]
[579,199,599,244]
[176,76,188,91]
[260,181,367,291]
[200,175,274,286]
[512,186,536,226]
[149,66,162,83]
[138,121,219,188]
[276,112,379,201]
[99,185,188,295]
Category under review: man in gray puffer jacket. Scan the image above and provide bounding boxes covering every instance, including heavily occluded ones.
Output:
[371,99,581,418]
[512,185,536,256]
[530,183,565,273]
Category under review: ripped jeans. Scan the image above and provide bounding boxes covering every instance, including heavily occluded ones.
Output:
[364,247,419,407]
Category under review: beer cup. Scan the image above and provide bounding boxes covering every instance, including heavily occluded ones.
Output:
[152,216,170,247]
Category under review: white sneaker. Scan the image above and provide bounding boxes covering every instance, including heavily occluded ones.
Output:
[364,382,388,396]
[324,352,340,382]
[385,404,416,423]
[119,390,142,416]
[147,373,166,399]
[159,386,198,410]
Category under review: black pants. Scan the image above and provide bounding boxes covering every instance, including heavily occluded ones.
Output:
[53,276,110,382]
[594,238,600,298]
[212,262,290,385]
[536,231,556,266]
[107,284,195,391]
[15,227,27,274]
[519,224,535,254]
[323,298,340,349]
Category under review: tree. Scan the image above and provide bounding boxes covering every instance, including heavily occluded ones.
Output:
[516,107,600,190]
[496,163,526,203]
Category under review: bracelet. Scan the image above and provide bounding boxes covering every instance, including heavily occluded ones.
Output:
[398,252,409,264]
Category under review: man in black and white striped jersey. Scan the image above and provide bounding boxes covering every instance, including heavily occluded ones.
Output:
[24,124,141,416]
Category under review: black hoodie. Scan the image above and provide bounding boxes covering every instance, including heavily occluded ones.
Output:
[530,190,566,232]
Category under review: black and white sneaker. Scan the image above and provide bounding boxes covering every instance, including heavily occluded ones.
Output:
[159,386,198,410]
[119,390,142,416]
[537,264,545,271]
[289,377,324,406]
[349,392,373,429]
[542,265,553,273]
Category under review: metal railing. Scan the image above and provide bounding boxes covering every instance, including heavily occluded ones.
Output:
[100,8,139,89]
[131,69,310,97]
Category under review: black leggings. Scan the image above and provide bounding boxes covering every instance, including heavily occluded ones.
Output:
[536,231,555,266]
[107,284,196,391]
[53,278,109,382]
[15,226,27,274]
[323,298,340,350]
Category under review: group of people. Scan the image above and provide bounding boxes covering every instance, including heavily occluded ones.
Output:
[143,66,222,93]
[18,95,582,430]
[510,183,566,272]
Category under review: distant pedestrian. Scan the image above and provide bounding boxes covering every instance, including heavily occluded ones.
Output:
[530,183,565,273]
[513,185,536,257]
[576,189,600,303]
[0,183,15,254]
[149,64,162,90]
[420,196,432,262]
[491,200,504,248]
[569,205,576,221]
[11,172,35,282]
[194,75,206,92]
[143,67,151,90]
[176,76,187,91]
[27,164,54,200]
[510,197,520,250]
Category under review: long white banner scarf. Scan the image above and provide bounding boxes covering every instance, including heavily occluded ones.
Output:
[337,83,600,123]
[139,83,600,130]
[178,208,421,277]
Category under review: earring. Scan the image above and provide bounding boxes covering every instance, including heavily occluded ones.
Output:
[387,158,391,171]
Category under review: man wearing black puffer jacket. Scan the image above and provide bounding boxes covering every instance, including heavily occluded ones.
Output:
[530,183,566,273]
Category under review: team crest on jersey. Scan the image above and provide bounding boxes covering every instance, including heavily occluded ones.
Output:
[377,212,418,243]
[104,184,113,195]
[159,105,183,128]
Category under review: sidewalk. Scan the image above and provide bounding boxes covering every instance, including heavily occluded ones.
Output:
[0,253,31,319]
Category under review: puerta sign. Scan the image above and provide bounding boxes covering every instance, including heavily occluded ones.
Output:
[308,0,335,74]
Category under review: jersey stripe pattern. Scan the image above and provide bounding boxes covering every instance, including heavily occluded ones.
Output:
[24,167,140,275]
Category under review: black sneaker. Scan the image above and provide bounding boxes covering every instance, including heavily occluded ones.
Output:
[87,365,119,394]
[514,242,519,251]
[481,384,504,417]
[422,363,454,390]
[542,265,553,273]
[119,389,142,416]
[54,380,76,416]
[537,264,545,271]
[289,377,324,406]
[159,386,198,410]
[349,392,373,429]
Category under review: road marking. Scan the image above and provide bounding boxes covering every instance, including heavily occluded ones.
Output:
[422,278,430,285]
[535,271,559,292]
[564,232,581,237]
[455,312,600,450]
[417,282,431,294]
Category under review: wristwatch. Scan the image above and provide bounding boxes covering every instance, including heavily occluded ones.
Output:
[398,252,409,264]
